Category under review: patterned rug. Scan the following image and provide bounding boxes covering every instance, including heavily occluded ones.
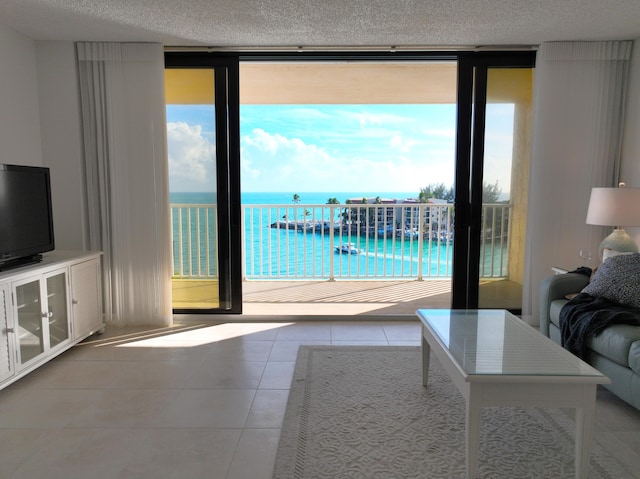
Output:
[273,346,632,479]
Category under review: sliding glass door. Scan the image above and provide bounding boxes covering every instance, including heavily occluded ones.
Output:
[165,55,242,313]
[453,53,535,312]
[164,50,534,315]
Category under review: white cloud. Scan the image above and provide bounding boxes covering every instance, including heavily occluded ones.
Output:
[242,129,336,190]
[340,110,412,128]
[283,107,333,120]
[240,128,454,192]
[167,122,216,191]
[390,133,417,153]
[424,128,456,139]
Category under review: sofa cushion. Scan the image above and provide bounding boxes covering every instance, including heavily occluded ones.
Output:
[550,296,640,368]
[587,325,640,368]
[630,341,640,375]
[582,253,640,309]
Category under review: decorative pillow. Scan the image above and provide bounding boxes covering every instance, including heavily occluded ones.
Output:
[602,249,634,262]
[582,252,640,309]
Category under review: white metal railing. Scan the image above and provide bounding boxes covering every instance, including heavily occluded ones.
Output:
[171,202,511,281]
[171,203,218,277]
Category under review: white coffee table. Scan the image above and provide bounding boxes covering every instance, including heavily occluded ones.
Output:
[416,309,610,479]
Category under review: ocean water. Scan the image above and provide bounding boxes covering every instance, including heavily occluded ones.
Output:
[170,191,418,205]
[170,191,463,279]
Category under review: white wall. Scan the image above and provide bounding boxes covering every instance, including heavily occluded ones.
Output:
[621,39,640,244]
[35,42,86,250]
[0,25,42,166]
[0,27,86,251]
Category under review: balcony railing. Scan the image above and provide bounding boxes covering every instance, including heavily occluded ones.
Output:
[171,202,511,281]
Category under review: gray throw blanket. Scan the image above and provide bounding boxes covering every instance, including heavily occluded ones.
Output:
[559,292,640,360]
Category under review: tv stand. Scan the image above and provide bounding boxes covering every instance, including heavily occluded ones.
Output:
[0,254,43,272]
[0,251,104,390]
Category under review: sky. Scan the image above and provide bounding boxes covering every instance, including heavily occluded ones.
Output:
[166,103,514,194]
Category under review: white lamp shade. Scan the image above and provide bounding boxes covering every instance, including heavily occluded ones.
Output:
[586,187,640,227]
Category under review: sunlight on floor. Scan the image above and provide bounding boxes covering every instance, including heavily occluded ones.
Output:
[113,323,295,348]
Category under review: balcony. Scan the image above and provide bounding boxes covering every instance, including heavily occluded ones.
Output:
[171,202,520,312]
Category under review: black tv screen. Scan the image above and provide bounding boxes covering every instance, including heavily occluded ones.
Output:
[0,164,55,270]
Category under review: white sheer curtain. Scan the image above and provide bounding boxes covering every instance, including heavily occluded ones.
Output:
[523,41,633,324]
[77,42,172,327]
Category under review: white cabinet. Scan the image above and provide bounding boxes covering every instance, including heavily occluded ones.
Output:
[0,284,14,383]
[70,258,103,340]
[0,251,103,389]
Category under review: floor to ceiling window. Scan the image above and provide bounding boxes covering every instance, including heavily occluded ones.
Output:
[477,67,533,308]
[165,68,220,310]
[164,56,241,314]
[164,51,534,315]
[239,61,457,296]
[453,53,535,312]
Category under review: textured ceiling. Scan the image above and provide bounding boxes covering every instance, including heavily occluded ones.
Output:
[0,0,639,48]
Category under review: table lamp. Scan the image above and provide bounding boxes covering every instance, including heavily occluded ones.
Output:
[586,183,640,257]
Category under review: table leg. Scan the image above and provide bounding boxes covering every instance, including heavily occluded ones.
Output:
[574,386,597,479]
[421,331,430,387]
[466,387,481,479]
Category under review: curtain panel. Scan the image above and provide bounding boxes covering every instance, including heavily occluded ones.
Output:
[76,42,172,327]
[523,40,633,324]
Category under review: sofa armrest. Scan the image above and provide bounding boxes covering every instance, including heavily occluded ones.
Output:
[539,272,590,337]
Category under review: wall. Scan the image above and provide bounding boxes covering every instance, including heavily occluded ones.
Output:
[35,42,86,250]
[621,39,640,244]
[0,25,42,166]
[0,27,85,252]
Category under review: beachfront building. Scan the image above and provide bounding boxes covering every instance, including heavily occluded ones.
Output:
[342,196,453,240]
[398,197,452,239]
[342,197,398,237]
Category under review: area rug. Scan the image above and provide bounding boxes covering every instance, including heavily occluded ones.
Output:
[273,346,632,479]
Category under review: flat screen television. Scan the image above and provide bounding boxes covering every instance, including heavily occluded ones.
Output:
[0,164,55,271]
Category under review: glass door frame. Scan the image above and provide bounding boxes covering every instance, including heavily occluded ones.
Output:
[165,53,243,314]
[452,52,536,311]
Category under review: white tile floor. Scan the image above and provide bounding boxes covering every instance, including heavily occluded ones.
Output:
[0,320,639,479]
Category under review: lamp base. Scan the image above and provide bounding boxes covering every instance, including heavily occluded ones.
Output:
[599,228,638,257]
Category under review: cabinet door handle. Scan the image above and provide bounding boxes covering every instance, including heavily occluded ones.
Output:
[42,311,54,318]
[5,328,14,334]
[72,299,79,305]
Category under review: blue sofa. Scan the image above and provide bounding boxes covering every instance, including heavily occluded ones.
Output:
[540,270,640,411]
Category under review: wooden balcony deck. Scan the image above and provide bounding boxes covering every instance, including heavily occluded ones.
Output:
[172,278,522,316]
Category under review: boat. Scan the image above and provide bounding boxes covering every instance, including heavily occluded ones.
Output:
[397,227,419,239]
[377,224,394,237]
[335,242,361,255]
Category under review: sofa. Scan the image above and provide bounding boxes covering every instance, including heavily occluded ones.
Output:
[540,254,640,411]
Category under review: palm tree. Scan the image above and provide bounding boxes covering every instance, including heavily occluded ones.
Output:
[292,194,300,204]
[326,198,341,228]
[420,183,454,202]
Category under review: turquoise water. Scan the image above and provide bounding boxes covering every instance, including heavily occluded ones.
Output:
[170,191,465,279]
[171,191,418,205]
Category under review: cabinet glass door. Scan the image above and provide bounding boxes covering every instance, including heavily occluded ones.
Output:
[46,272,69,349]
[15,279,44,365]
